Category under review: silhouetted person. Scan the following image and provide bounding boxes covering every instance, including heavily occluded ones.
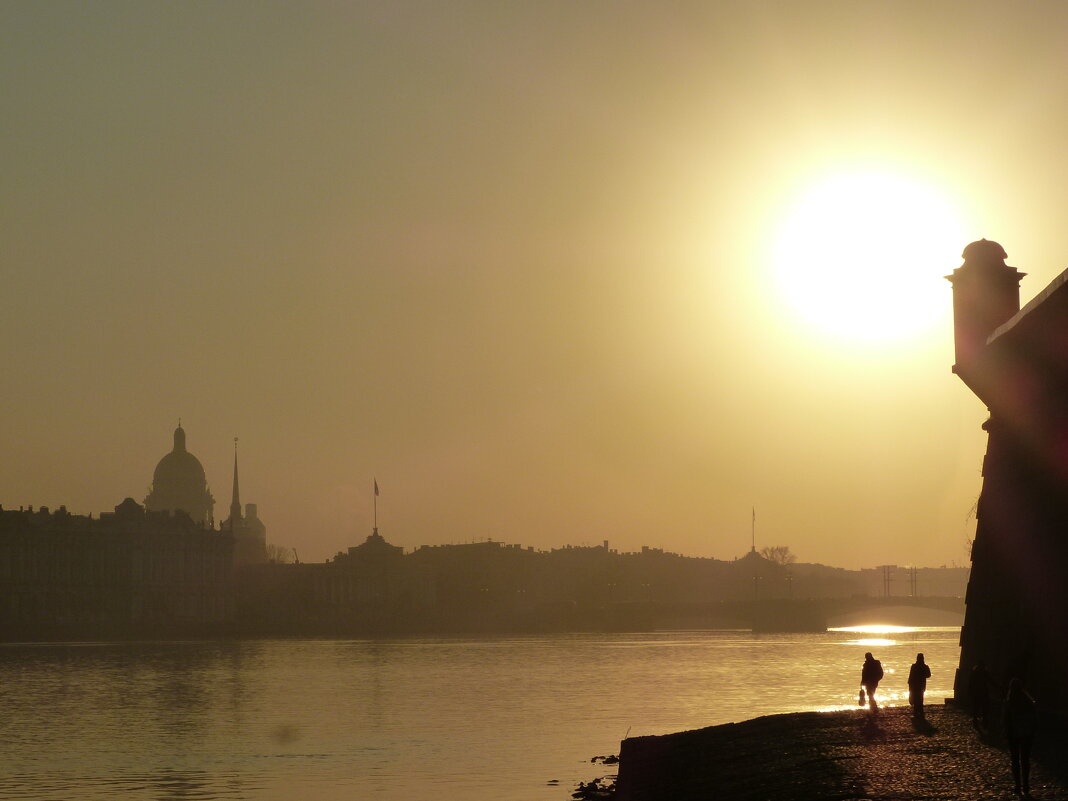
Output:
[969,662,991,729]
[861,652,884,713]
[907,653,931,719]
[1003,677,1037,797]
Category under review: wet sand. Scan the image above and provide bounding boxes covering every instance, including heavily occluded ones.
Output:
[616,704,1068,800]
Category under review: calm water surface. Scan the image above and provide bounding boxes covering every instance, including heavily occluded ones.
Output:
[0,627,960,800]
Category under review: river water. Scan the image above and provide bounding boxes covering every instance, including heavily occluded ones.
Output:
[0,626,960,801]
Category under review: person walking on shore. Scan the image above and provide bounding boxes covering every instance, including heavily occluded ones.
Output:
[861,652,884,713]
[1004,677,1037,797]
[907,653,931,720]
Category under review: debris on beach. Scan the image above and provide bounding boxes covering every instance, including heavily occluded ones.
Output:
[571,775,616,799]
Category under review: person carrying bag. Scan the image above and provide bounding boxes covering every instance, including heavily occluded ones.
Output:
[860,652,883,713]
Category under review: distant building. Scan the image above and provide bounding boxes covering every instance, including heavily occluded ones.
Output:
[0,422,279,638]
[948,239,1068,711]
[144,423,216,526]
[235,527,423,635]
[0,499,232,637]
[314,529,414,625]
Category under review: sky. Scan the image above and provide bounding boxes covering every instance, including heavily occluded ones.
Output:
[5,1,1068,568]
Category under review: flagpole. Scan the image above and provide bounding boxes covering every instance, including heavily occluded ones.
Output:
[374,478,378,533]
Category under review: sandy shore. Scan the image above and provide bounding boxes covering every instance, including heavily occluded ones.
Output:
[615,704,1068,800]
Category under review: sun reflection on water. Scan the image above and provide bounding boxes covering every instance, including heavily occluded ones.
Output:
[830,625,918,634]
[829,625,919,648]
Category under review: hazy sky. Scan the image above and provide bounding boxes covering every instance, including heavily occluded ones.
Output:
[6,1,1068,568]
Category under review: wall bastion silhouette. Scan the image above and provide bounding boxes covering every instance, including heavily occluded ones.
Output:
[949,239,1068,712]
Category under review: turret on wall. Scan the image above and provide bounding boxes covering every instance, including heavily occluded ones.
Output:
[946,239,1025,386]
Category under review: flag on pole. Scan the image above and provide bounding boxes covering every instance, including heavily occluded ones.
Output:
[374,478,379,496]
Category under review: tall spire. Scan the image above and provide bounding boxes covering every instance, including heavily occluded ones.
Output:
[373,476,379,536]
[229,437,242,526]
[751,506,756,554]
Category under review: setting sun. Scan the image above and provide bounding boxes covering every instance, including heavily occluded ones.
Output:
[771,171,969,345]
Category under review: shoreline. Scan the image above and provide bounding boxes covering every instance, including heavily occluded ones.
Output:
[615,704,1068,800]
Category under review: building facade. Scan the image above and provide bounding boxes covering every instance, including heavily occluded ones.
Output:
[0,499,233,638]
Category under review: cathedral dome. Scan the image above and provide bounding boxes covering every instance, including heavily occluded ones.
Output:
[144,424,215,525]
[153,426,207,485]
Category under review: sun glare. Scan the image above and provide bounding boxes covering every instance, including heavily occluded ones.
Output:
[771,171,968,345]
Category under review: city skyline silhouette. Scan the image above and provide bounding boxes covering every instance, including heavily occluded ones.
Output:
[7,3,1068,569]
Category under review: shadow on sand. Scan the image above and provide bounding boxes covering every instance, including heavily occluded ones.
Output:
[911,717,937,736]
[859,714,887,743]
